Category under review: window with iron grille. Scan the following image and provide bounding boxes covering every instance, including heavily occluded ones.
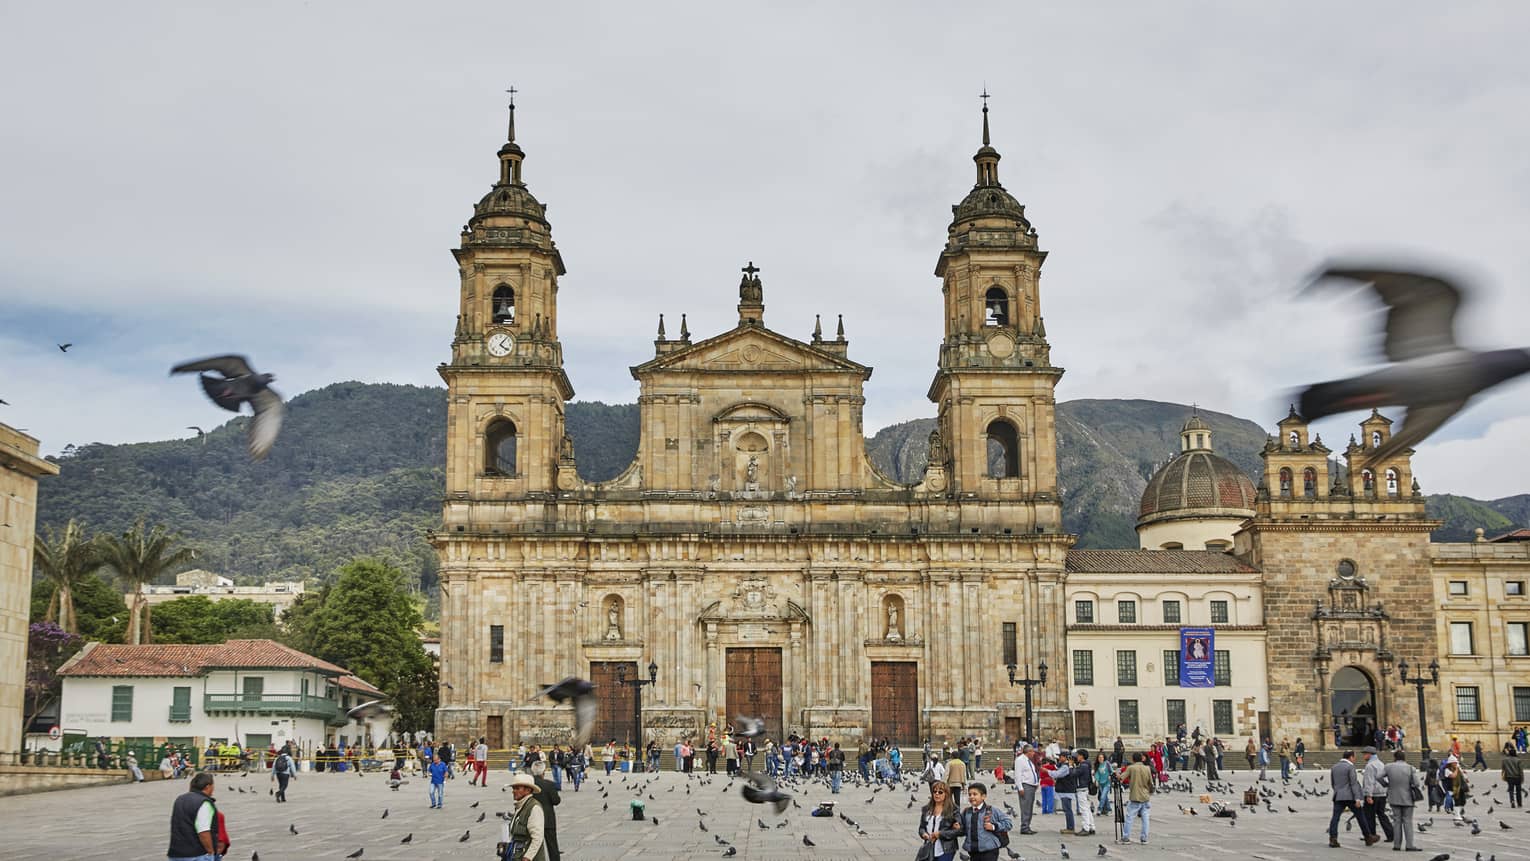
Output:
[1455,686,1481,722]
[1118,700,1140,735]
[1075,600,1095,624]
[1213,699,1233,735]
[1118,600,1137,624]
[111,685,134,722]
[490,625,504,663]
[1003,622,1018,667]
[1072,650,1094,686]
[1213,650,1231,686]
[1514,686,1530,723]
[1116,650,1137,686]
[1163,650,1180,686]
[1166,699,1186,732]
[1162,600,1181,624]
[1210,600,1229,624]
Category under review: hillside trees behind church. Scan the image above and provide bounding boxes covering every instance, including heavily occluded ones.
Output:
[281,558,436,732]
[148,596,279,644]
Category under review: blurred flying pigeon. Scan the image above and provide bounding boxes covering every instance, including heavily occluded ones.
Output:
[733,716,766,738]
[741,771,792,814]
[170,355,284,459]
[538,677,597,748]
[1299,266,1530,465]
[57,343,72,352]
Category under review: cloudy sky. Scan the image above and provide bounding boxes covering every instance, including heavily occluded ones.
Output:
[3,2,1528,500]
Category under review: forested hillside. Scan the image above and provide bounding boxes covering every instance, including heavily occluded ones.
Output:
[36,384,1526,594]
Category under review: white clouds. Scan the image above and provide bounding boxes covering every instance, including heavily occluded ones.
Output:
[2,2,1529,499]
[1412,415,1530,503]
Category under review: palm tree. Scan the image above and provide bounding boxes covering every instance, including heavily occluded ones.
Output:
[100,520,196,645]
[33,519,103,634]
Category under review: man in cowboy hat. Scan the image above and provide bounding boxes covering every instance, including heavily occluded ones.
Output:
[500,774,546,861]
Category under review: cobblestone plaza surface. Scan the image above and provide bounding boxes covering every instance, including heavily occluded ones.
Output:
[4,766,1527,860]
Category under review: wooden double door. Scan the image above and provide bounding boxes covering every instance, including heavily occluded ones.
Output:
[726,648,783,742]
[589,661,637,746]
[870,661,919,744]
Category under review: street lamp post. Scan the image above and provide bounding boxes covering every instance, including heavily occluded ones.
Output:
[1397,657,1439,768]
[1005,659,1048,745]
[616,660,659,772]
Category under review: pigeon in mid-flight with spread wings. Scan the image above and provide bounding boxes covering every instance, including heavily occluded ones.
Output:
[170,355,284,460]
[1298,266,1530,465]
[538,677,597,749]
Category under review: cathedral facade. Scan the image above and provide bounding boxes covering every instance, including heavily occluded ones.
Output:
[433,103,1075,747]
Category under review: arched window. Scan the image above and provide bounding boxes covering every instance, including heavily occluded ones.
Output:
[1288,430,1300,448]
[1161,542,1184,550]
[492,285,516,325]
[1385,468,1399,496]
[1361,468,1375,494]
[485,419,517,476]
[1303,467,1317,498]
[1371,430,1382,448]
[984,287,1009,326]
[986,420,1020,478]
[1279,468,1293,497]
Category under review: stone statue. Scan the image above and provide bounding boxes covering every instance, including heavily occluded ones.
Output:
[927,428,946,463]
[886,602,902,642]
[746,455,759,484]
[785,474,798,494]
[605,602,622,641]
[560,433,575,460]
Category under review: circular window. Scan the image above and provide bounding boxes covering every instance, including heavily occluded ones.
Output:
[1336,560,1357,579]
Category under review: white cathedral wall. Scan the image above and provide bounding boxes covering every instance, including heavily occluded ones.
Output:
[1136,516,1246,551]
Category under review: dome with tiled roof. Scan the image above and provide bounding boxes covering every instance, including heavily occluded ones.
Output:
[1136,413,1257,550]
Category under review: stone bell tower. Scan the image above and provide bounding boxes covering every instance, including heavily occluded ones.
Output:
[441,95,575,500]
[927,94,1063,529]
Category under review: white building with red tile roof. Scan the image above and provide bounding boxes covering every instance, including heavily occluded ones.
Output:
[57,639,389,754]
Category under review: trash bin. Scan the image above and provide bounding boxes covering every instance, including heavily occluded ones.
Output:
[620,760,631,773]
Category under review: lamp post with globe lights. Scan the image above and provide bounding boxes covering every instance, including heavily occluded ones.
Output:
[1398,657,1438,768]
[616,660,659,771]
[1005,659,1048,745]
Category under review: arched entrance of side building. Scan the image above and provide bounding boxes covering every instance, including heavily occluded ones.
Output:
[1331,665,1378,748]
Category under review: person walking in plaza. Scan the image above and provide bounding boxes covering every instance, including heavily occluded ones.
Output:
[917,779,961,861]
[1094,753,1112,815]
[1444,760,1470,818]
[954,782,1013,861]
[166,772,223,861]
[1013,743,1039,835]
[528,761,561,861]
[945,750,968,801]
[427,751,449,809]
[828,742,845,794]
[271,746,295,802]
[1068,749,1097,836]
[1504,748,1524,808]
[504,773,547,861]
[1327,750,1376,847]
[723,735,738,776]
[1293,737,1305,771]
[1361,747,1395,844]
[1244,736,1257,772]
[1278,738,1292,780]
[602,740,617,776]
[1380,749,1421,852]
[1118,752,1153,844]
[472,737,490,786]
[1472,739,1487,771]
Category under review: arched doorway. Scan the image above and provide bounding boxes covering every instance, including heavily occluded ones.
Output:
[1331,666,1377,747]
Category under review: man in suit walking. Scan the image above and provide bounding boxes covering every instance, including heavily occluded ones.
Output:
[1380,749,1422,852]
[1328,750,1377,847]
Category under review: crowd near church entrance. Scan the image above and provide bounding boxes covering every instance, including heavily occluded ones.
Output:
[1330,665,1378,747]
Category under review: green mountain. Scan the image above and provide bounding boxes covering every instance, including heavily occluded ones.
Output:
[35,384,1525,597]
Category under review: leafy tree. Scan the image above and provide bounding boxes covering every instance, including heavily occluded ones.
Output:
[278,589,329,654]
[148,596,275,644]
[29,572,129,642]
[32,519,103,633]
[303,558,435,731]
[24,622,82,731]
[98,520,197,644]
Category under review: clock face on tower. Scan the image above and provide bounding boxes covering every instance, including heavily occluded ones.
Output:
[486,331,516,357]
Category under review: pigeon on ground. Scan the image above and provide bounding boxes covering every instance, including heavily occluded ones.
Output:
[699,820,708,832]
[741,771,792,815]
[380,808,388,819]
[477,812,485,822]
[1425,854,1448,861]
[1098,845,1108,856]
[1299,266,1530,465]
[289,824,298,835]
[651,817,660,826]
[459,830,471,842]
[803,835,815,847]
[723,848,737,858]
[1061,843,1070,859]
[346,850,363,859]
[252,853,259,861]
[1500,820,1512,830]
[170,355,285,459]
[400,833,412,844]
[758,819,769,830]
[538,677,598,748]
[471,801,480,809]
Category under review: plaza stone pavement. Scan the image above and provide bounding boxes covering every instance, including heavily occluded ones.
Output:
[2,766,1528,860]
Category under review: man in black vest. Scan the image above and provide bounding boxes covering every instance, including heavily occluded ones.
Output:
[167,772,220,861]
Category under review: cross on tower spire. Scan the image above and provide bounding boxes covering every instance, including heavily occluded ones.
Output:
[505,86,518,142]
[980,86,991,146]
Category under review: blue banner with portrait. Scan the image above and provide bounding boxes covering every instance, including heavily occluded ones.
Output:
[1179,627,1214,688]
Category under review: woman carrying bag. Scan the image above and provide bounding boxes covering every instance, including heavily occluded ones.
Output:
[917,779,961,861]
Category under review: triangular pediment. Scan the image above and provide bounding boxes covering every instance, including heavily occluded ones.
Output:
[632,326,870,377]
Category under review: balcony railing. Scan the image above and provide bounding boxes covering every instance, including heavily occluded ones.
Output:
[203,693,338,720]
[168,705,192,722]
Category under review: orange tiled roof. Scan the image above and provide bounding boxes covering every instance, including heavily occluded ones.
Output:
[58,639,351,678]
[1065,549,1259,574]
[338,674,385,697]
[1489,528,1530,542]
